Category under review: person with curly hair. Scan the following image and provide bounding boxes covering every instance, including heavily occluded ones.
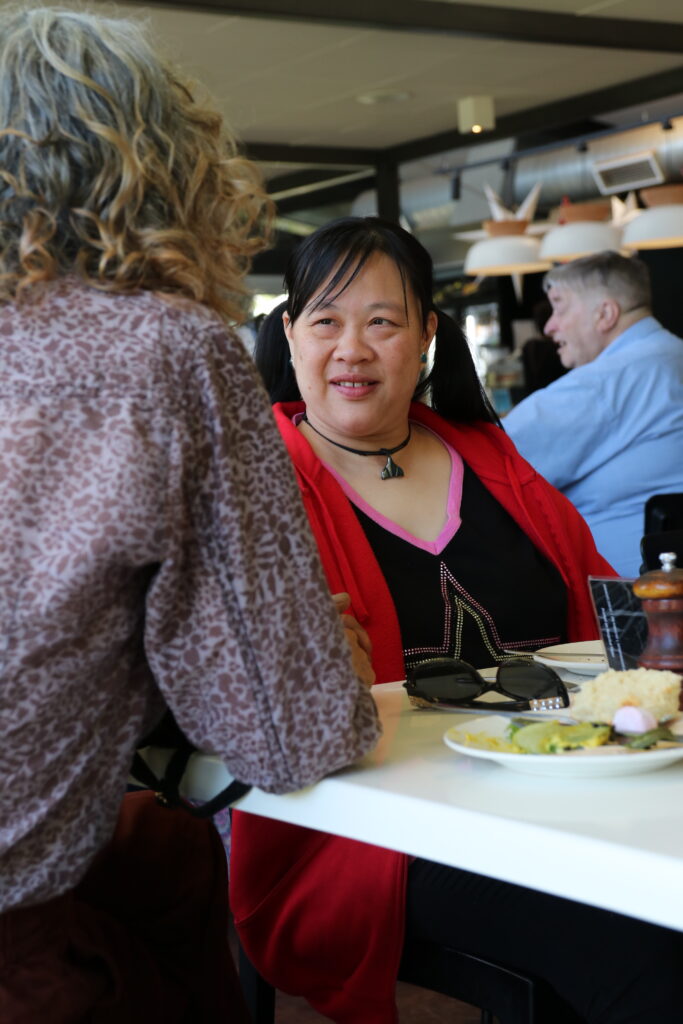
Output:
[0,8,380,1022]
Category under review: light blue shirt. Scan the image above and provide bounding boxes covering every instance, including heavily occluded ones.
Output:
[504,317,683,577]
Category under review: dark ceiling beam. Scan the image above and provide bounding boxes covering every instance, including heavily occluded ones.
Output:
[129,0,683,54]
[385,65,683,165]
[245,141,379,166]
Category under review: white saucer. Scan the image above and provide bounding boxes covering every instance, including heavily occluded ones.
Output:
[533,640,607,677]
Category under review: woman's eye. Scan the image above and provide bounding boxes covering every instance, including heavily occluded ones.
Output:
[370,317,392,326]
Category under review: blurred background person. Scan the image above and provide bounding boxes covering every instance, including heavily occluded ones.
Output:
[504,251,683,577]
[0,9,380,1022]
[519,295,568,396]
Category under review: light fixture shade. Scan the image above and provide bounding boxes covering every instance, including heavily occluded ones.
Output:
[457,95,495,134]
[622,205,683,250]
[539,221,622,262]
[464,235,551,276]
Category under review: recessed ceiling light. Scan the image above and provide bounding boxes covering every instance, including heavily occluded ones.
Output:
[355,89,412,106]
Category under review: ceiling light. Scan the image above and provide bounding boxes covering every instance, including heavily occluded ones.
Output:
[539,222,623,262]
[465,234,550,276]
[622,206,683,250]
[458,96,495,135]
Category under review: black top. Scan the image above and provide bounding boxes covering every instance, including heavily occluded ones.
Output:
[353,465,567,671]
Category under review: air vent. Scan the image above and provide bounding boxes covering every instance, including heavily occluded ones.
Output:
[590,150,664,195]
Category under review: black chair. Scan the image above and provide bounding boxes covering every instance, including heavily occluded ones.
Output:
[237,935,541,1024]
[644,493,683,536]
[640,529,683,572]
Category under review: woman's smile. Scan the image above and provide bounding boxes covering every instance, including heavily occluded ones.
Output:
[329,374,378,398]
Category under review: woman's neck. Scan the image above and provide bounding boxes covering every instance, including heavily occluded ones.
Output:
[297,415,413,481]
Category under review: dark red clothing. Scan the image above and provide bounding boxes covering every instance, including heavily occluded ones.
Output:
[1,791,248,1023]
[231,403,615,1022]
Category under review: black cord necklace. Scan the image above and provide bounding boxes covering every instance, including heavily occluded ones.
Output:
[302,414,411,480]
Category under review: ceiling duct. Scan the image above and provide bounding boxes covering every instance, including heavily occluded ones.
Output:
[346,119,683,272]
[512,118,683,208]
[351,140,514,230]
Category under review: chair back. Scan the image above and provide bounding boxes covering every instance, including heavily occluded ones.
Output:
[645,494,683,535]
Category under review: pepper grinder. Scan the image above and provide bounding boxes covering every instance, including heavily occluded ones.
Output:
[632,553,683,700]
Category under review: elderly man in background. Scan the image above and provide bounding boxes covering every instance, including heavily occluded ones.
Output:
[504,251,683,577]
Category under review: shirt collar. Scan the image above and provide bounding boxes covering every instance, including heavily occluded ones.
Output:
[597,315,659,361]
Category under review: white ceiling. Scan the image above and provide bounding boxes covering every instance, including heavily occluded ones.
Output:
[4,1,682,164]
[107,1,683,153]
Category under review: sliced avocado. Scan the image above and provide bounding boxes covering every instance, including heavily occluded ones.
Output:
[511,721,563,753]
[511,720,610,754]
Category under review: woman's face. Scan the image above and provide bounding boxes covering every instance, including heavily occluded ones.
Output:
[284,252,437,445]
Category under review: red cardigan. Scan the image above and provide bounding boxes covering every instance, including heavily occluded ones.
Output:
[231,402,614,1023]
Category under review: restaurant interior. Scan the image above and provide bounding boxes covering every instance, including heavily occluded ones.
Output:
[113,0,683,1019]
[96,4,683,1022]
[10,2,683,1022]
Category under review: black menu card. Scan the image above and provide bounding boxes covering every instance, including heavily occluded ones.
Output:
[588,576,647,671]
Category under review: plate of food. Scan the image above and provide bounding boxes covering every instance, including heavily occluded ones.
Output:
[533,640,607,676]
[443,667,683,777]
[443,714,683,778]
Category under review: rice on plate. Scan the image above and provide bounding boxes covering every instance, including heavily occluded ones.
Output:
[570,668,681,724]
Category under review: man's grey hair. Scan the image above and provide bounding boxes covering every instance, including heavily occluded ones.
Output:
[543,251,651,311]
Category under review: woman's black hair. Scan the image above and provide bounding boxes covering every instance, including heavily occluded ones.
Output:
[254,216,500,425]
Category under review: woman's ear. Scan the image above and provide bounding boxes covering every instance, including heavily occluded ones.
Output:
[282,311,295,362]
[423,309,438,349]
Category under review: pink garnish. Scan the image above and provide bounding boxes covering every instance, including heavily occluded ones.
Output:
[612,706,658,734]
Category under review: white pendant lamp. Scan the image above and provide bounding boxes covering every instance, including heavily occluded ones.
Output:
[622,184,683,250]
[538,199,621,262]
[464,220,551,276]
[622,206,683,249]
[539,221,623,262]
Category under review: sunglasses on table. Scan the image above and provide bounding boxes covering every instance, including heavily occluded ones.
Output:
[403,657,569,712]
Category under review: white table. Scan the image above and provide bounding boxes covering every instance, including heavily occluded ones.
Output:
[148,681,683,932]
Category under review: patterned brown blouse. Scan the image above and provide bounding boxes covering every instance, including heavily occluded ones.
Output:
[0,279,380,912]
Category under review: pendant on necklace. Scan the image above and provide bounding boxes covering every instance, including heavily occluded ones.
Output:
[380,455,405,480]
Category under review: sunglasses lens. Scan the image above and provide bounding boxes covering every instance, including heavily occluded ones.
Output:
[408,661,483,702]
[497,662,564,699]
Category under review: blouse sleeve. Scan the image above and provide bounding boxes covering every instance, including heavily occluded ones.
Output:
[143,318,381,794]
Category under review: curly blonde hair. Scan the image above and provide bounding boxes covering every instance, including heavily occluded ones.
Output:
[0,6,273,319]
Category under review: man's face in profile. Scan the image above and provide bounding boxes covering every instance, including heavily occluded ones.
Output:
[544,284,606,370]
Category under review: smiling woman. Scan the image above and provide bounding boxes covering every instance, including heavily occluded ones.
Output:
[225,219,683,1024]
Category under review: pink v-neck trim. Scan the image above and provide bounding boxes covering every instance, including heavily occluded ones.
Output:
[306,419,464,555]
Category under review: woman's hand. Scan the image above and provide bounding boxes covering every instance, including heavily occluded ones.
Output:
[332,592,376,689]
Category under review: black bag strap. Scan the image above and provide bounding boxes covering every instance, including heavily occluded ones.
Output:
[130,743,250,819]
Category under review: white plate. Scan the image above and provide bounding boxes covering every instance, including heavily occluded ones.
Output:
[443,715,683,778]
[533,640,607,676]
